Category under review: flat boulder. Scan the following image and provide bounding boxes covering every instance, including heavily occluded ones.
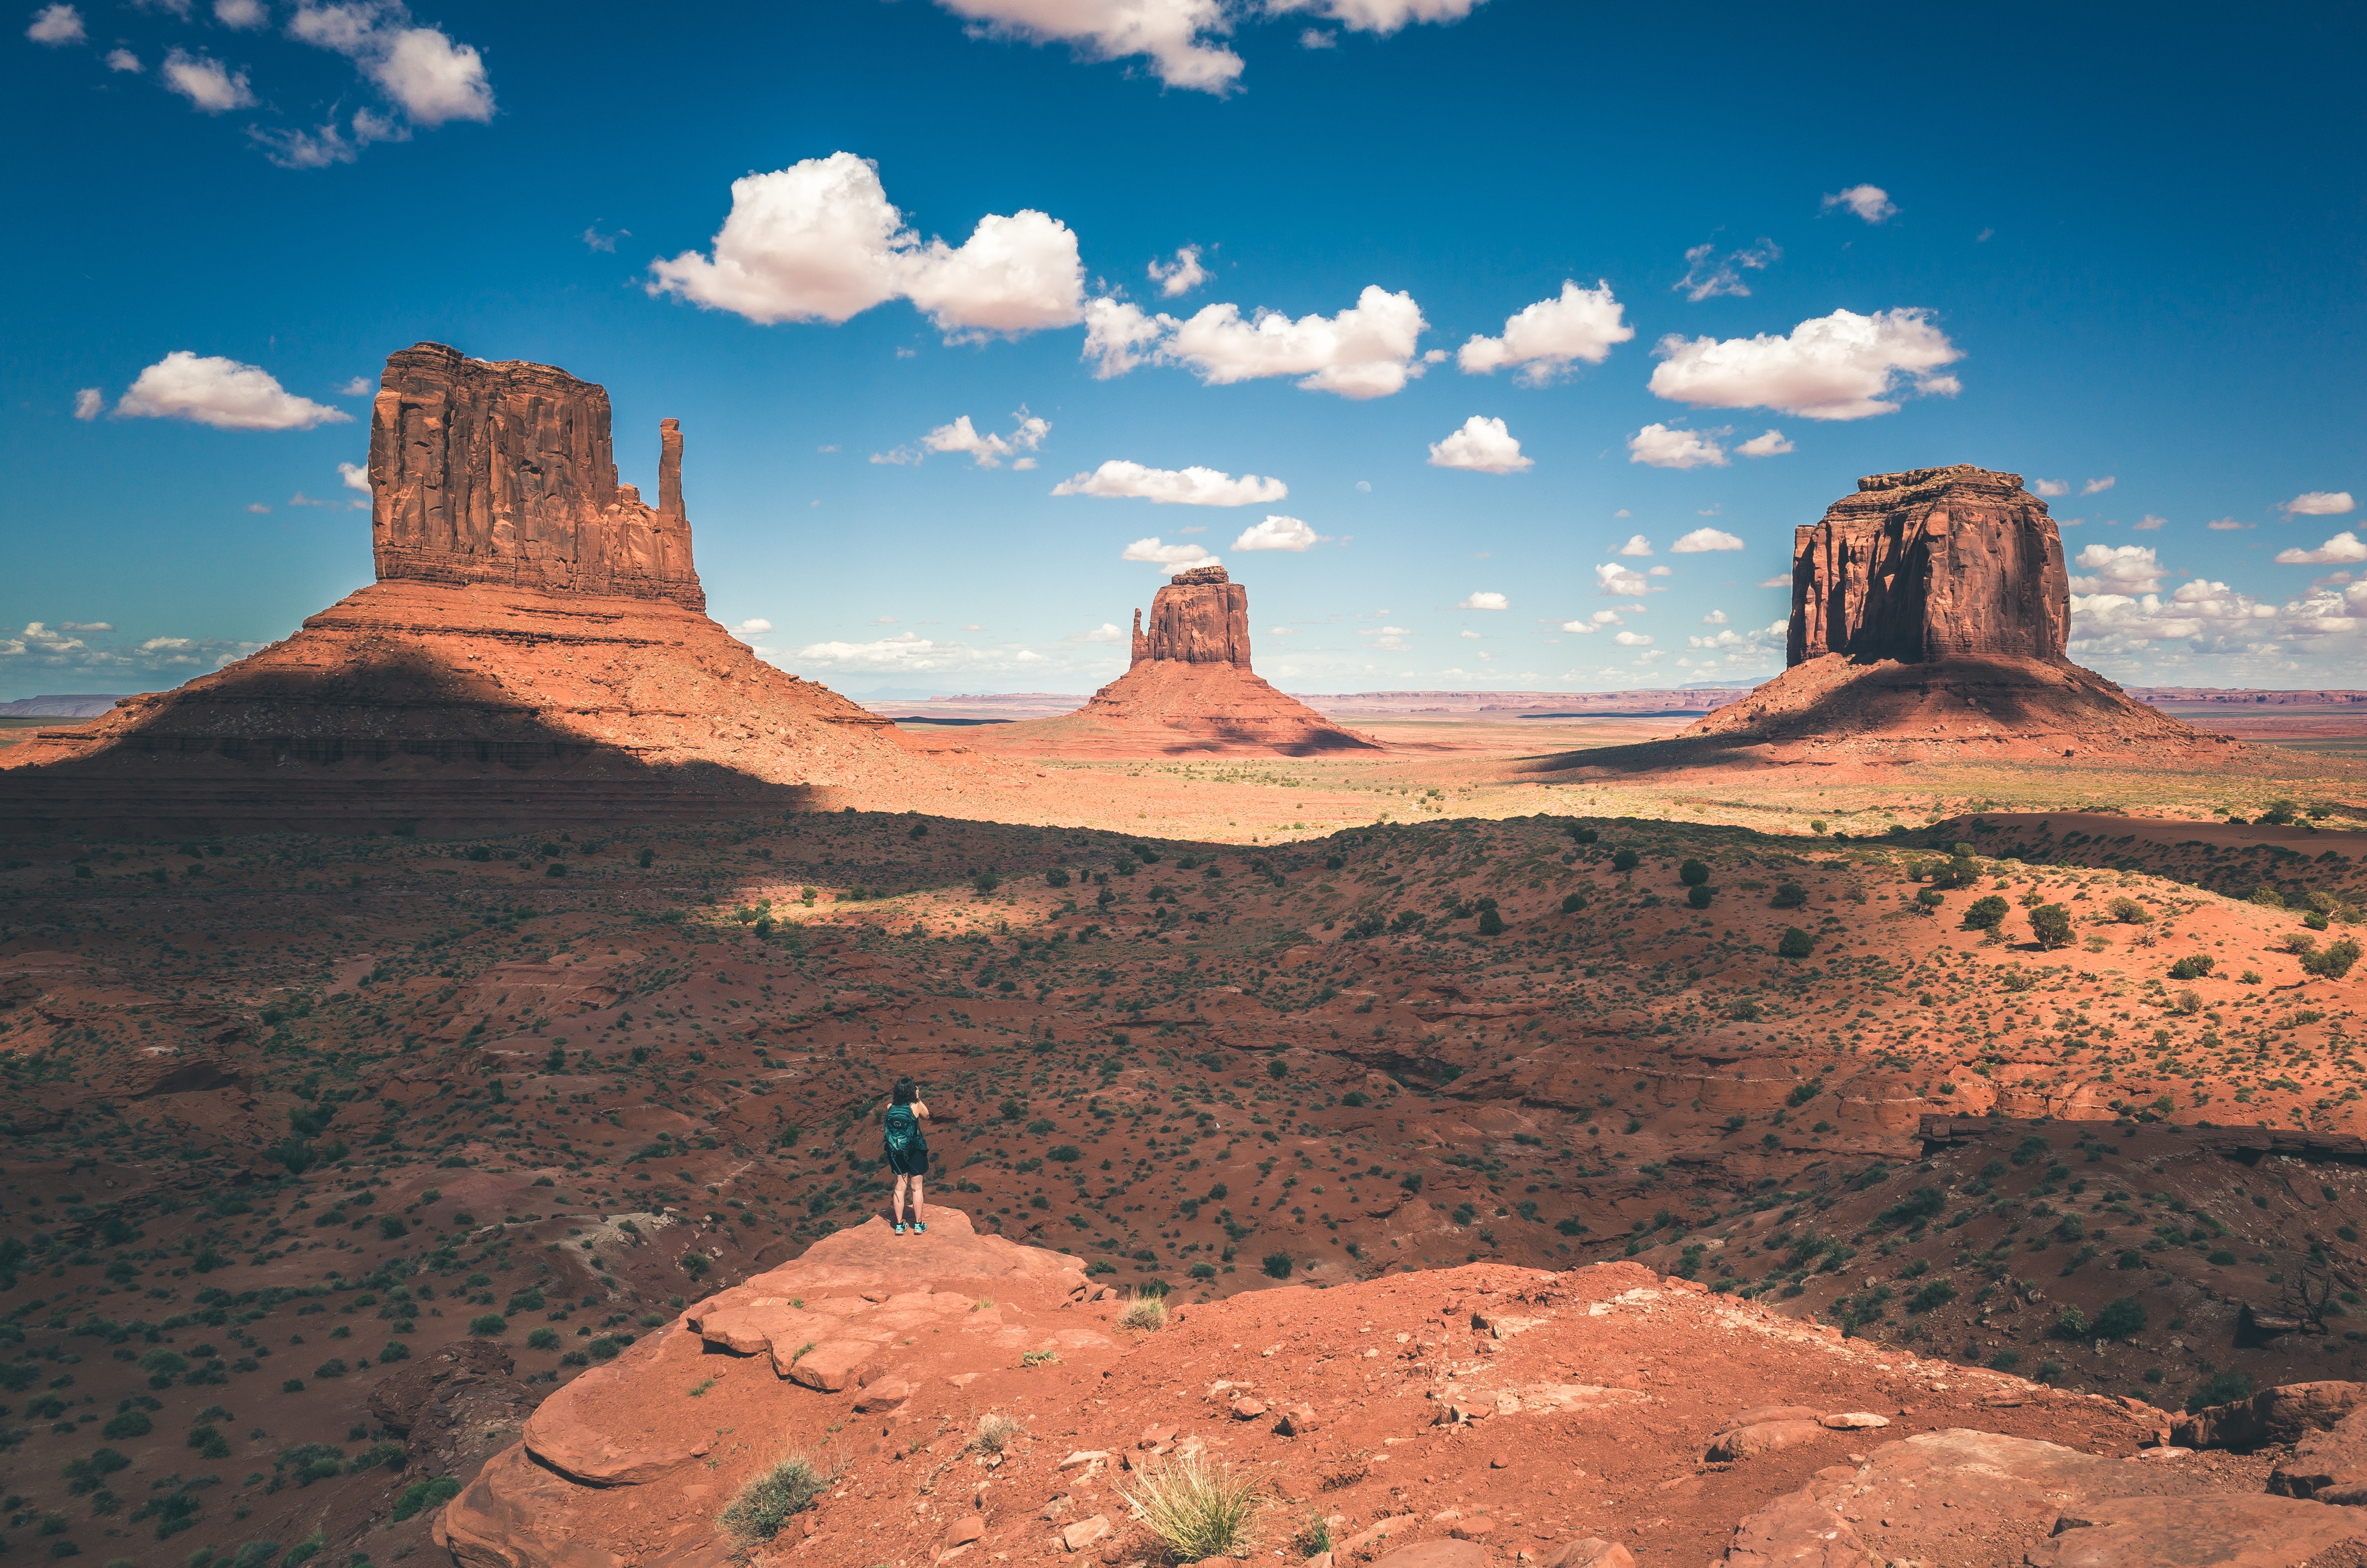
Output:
[1708,1420,1827,1462]
[2270,1406,2367,1501]
[2031,1492,2367,1566]
[2173,1380,2367,1452]
[1722,1492,1876,1568]
[1371,1542,1486,1568]
[1540,1540,1634,1568]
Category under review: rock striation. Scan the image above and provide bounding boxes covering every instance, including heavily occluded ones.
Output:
[968,567,1383,758]
[371,344,704,610]
[0,345,932,834]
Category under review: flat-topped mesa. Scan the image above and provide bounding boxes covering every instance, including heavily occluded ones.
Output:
[1791,464,2068,665]
[1133,564,1253,667]
[369,343,704,611]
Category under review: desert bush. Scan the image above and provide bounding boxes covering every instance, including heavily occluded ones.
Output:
[1262,1252,1294,1279]
[1965,895,2009,930]
[2188,1371,2257,1413]
[2251,886,2287,908]
[1772,882,1807,908]
[2303,938,2362,980]
[1119,1452,1263,1563]
[1914,888,1945,913]
[2167,956,2214,981]
[2029,904,2074,949]
[1686,885,1713,910]
[1046,867,1070,888]
[1567,825,1598,845]
[1612,848,1639,873]
[2092,1296,2147,1339]
[1118,1291,1167,1333]
[972,869,1001,896]
[1560,892,1584,913]
[391,1477,460,1523]
[1776,927,1814,959]
[719,1451,837,1542]
[1678,859,1709,887]
[971,1413,1025,1454]
[2107,896,2153,924]
[1477,906,1506,936]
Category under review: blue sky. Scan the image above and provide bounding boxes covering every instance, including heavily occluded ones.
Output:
[5,0,2362,702]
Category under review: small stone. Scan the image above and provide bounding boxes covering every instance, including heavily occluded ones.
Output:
[1821,1412,1890,1430]
[1061,1451,1111,1470]
[1230,1397,1269,1421]
[1060,1516,1111,1553]
[946,1517,987,1548]
[1489,1453,1510,1468]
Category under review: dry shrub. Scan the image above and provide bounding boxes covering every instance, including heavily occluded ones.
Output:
[1119,1450,1262,1562]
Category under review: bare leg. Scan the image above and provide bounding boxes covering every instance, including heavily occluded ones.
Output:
[893,1175,909,1225]
[909,1176,925,1224]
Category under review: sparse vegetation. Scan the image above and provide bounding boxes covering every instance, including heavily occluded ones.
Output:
[1119,1452,1263,1562]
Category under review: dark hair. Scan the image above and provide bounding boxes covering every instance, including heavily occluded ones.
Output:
[892,1076,917,1105]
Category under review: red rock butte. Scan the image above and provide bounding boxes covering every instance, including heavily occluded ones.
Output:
[0,344,927,836]
[973,566,1384,758]
[1553,466,2219,775]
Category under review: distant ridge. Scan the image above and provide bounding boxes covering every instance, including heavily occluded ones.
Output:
[0,694,127,718]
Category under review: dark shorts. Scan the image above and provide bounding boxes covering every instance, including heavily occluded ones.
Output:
[886,1143,929,1177]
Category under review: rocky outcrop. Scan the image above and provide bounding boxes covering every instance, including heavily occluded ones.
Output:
[967,567,1384,758]
[1790,465,2068,665]
[371,344,703,610]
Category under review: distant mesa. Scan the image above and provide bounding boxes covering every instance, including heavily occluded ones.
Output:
[0,344,922,836]
[964,565,1385,758]
[1546,465,2219,776]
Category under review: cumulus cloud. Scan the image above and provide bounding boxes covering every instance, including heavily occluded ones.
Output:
[1627,422,1726,469]
[1612,630,1651,646]
[2275,532,2367,566]
[214,0,266,27]
[1822,184,1896,223]
[1597,562,1648,597]
[1757,575,1790,588]
[72,388,102,420]
[2032,478,2070,497]
[2284,490,2356,516]
[650,152,1084,339]
[1456,279,1631,384]
[1147,245,1208,297]
[1268,0,1487,34]
[728,618,774,642]
[287,2,494,125]
[1648,307,1961,421]
[1672,527,1743,553]
[931,0,1243,94]
[2133,514,2166,531]
[1083,285,1427,398]
[1674,238,1778,302]
[1616,534,1652,557]
[1068,622,1124,643]
[2080,475,2115,495]
[788,630,1048,673]
[1702,609,1728,625]
[2207,518,2249,531]
[1427,415,1531,473]
[1736,429,1792,458]
[1,620,260,672]
[1051,460,1284,506]
[2071,579,2278,649]
[1455,591,1507,610]
[115,352,351,431]
[26,3,84,43]
[1234,515,1328,551]
[1122,537,1221,572]
[105,46,139,68]
[338,460,369,492]
[875,411,1050,469]
[162,47,256,111]
[2067,543,2165,594]
[249,107,408,169]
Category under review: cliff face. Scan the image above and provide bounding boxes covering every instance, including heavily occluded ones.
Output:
[369,343,704,611]
[1135,564,1253,666]
[1790,465,2068,665]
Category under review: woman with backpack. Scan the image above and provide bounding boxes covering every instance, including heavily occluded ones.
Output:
[884,1076,931,1235]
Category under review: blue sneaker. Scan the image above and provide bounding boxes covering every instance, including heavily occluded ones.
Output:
[913,1221,927,1233]
[893,1222,906,1235]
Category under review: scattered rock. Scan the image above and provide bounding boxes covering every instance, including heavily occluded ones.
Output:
[1539,1539,1633,1568]
[1370,1541,1486,1568]
[2270,1406,2367,1501]
[1707,1420,1828,1462]
[1819,1413,1889,1430]
[2033,1492,2367,1566]
[946,1517,987,1548]
[2173,1380,2367,1452]
[1060,1515,1111,1553]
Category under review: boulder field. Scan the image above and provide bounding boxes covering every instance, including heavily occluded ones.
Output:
[430,1212,2367,1568]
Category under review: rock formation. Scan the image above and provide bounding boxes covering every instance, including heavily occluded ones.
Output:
[0,344,934,834]
[370,344,704,609]
[1562,465,2218,771]
[969,566,1383,758]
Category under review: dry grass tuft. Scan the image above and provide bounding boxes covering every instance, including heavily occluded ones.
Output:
[1119,1450,1262,1562]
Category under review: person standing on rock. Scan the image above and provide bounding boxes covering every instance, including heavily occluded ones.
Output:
[885,1076,931,1234]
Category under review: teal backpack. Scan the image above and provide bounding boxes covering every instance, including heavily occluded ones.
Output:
[884,1103,919,1154]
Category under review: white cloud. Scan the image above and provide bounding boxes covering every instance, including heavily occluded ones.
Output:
[115,352,352,431]
[2207,518,2249,532]
[1612,630,1651,647]
[1051,459,1284,506]
[288,2,493,125]
[1674,239,1778,302]
[789,631,1028,673]
[1121,537,1221,572]
[649,152,1084,339]
[105,46,139,68]
[1672,527,1743,553]
[1616,534,1652,556]
[330,376,369,396]
[1268,0,1487,33]
[1455,591,1507,610]
[214,0,266,27]
[245,502,271,514]
[1822,184,1896,223]
[1627,422,1726,469]
[1147,245,1208,298]
[876,411,1050,469]
[338,460,369,492]
[1597,562,1648,597]
[1234,515,1328,551]
[1736,429,1792,458]
[60,621,113,633]
[2275,532,2367,566]
[1084,285,1427,399]
[1757,575,1789,588]
[1647,565,1672,576]
[1426,414,1531,473]
[1648,307,1961,421]
[1701,609,1727,624]
[729,618,774,643]
[2081,475,2115,495]
[2284,490,2355,517]
[249,107,409,169]
[26,3,83,43]
[2032,478,2070,497]
[72,388,102,420]
[2067,543,2165,594]
[162,47,256,111]
[932,0,1243,94]
[2132,514,2166,531]
[1456,279,1631,384]
[1068,622,1124,643]
[581,224,626,252]
[2071,579,2279,649]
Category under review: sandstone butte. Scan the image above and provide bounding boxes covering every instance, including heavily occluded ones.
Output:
[428,1208,2367,1568]
[1549,466,2223,780]
[0,344,938,837]
[966,566,1385,759]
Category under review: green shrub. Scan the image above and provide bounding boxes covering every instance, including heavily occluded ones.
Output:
[1559,892,1583,914]
[2187,1370,2257,1413]
[2250,885,2287,908]
[1476,907,1506,936]
[1678,859,1709,887]
[1261,1253,1293,1280]
[2168,955,2215,980]
[1568,826,1598,845]
[1776,927,1814,959]
[526,1329,559,1351]
[2106,896,2153,925]
[719,1453,832,1542]
[1965,895,2009,930]
[2092,1297,2147,1340]
[2029,904,2074,949]
[1906,1279,1957,1314]
[467,1315,505,1337]
[1686,885,1713,910]
[1771,882,1807,908]
[2303,938,2362,980]
[1612,849,1639,873]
